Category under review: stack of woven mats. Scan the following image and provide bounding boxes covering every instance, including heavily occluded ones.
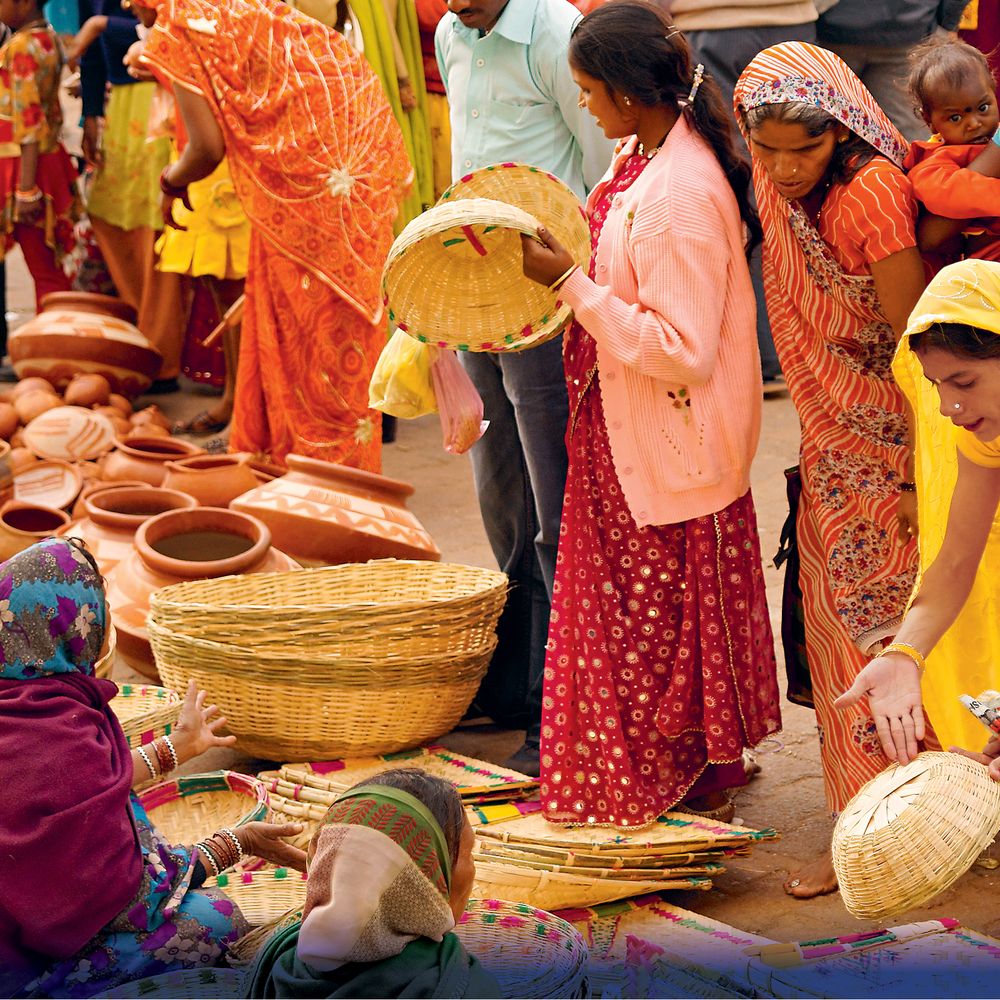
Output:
[469,808,779,911]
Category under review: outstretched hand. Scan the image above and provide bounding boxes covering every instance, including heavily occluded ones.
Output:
[171,679,237,765]
[834,653,924,764]
[237,822,308,872]
[520,225,575,287]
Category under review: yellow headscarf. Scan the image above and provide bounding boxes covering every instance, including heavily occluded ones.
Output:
[893,258,1000,751]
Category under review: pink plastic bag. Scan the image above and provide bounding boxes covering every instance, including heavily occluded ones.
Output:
[430,350,488,454]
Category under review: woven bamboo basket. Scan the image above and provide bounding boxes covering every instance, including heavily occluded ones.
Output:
[474,845,723,880]
[383,198,583,352]
[105,968,245,998]
[264,790,329,853]
[476,837,727,870]
[833,751,1000,920]
[94,623,117,679]
[456,899,589,999]
[148,561,508,661]
[110,683,181,749]
[472,859,711,910]
[138,771,269,846]
[227,907,304,966]
[207,866,309,927]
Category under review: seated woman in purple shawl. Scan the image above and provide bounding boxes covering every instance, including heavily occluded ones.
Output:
[0,538,307,998]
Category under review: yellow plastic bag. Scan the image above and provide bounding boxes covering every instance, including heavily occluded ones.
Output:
[368,329,438,418]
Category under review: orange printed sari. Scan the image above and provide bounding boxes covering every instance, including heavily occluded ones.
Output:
[142,0,412,468]
[735,44,937,813]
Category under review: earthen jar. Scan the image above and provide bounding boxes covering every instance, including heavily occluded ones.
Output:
[231,453,440,565]
[106,506,298,679]
[0,501,71,562]
[71,479,151,519]
[0,440,12,504]
[100,437,205,487]
[8,292,162,397]
[58,485,197,576]
[162,453,258,508]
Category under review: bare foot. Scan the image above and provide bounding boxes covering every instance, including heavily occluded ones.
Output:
[682,790,736,823]
[784,850,838,898]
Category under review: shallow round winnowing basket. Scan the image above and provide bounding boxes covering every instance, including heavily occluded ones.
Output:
[833,751,1000,920]
[383,197,579,352]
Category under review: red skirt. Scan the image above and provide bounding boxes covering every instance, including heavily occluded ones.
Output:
[540,374,781,829]
[0,146,79,258]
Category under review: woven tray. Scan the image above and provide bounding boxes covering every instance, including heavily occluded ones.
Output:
[227,907,304,966]
[94,623,117,679]
[476,837,729,870]
[383,198,580,352]
[138,771,269,846]
[110,683,181,750]
[474,844,724,879]
[105,968,245,998]
[456,899,589,999]
[833,751,1000,920]
[280,745,538,800]
[207,866,309,928]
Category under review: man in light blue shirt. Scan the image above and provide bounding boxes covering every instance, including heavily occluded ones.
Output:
[436,0,612,776]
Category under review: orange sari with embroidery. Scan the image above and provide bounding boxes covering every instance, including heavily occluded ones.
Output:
[142,0,411,468]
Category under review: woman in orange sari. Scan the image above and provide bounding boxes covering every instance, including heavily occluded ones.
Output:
[734,43,937,898]
[139,0,411,469]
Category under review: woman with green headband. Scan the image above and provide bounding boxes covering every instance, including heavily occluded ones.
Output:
[838,259,1000,768]
[248,768,501,998]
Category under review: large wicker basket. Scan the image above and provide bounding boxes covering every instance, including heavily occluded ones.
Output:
[833,751,1000,920]
[138,771,269,846]
[105,969,245,998]
[147,561,507,760]
[207,866,308,927]
[456,899,589,999]
[110,683,181,750]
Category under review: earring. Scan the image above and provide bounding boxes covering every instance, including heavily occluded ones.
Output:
[838,136,847,144]
[624,96,633,105]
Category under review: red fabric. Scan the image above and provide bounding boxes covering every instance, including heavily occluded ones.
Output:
[540,155,780,829]
[0,673,141,978]
[15,222,71,309]
[182,277,244,387]
[415,0,447,95]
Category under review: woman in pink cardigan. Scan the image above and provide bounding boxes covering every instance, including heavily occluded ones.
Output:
[521,0,781,828]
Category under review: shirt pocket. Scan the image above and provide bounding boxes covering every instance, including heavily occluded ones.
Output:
[485,99,552,131]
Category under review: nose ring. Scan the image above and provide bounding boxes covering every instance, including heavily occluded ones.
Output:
[954,402,962,411]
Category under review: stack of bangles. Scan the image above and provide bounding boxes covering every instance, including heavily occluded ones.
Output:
[15,186,42,203]
[135,734,179,781]
[197,827,245,877]
[159,166,188,200]
[882,641,926,675]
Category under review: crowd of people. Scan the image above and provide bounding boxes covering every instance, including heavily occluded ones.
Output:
[3,0,1000,993]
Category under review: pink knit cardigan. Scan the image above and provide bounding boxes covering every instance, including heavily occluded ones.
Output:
[559,114,762,527]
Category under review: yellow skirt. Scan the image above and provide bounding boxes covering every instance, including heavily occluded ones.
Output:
[156,158,250,280]
[87,82,172,232]
[894,345,1000,751]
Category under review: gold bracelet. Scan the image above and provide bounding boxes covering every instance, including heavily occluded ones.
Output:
[547,264,579,293]
[882,641,926,674]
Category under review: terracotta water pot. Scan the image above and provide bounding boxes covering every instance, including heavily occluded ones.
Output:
[59,485,197,576]
[231,453,440,565]
[106,506,298,679]
[162,453,258,508]
[100,437,206,486]
[71,479,150,519]
[8,291,162,397]
[0,501,71,562]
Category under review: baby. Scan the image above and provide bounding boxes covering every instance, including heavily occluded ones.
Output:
[905,36,1000,262]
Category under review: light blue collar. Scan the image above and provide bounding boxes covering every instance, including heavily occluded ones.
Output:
[452,0,538,45]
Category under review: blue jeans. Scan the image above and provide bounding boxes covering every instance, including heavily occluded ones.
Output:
[461,336,568,741]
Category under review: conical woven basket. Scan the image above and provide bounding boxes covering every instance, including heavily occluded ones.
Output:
[833,751,1000,920]
[383,198,582,352]
[207,866,309,927]
[110,683,181,750]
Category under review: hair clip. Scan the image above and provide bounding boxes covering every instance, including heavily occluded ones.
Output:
[687,63,704,104]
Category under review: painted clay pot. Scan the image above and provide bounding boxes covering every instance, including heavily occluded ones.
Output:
[100,437,206,487]
[59,485,197,576]
[162,453,258,508]
[0,501,71,562]
[231,453,440,565]
[8,292,162,397]
[0,440,12,503]
[106,506,298,679]
[13,459,83,511]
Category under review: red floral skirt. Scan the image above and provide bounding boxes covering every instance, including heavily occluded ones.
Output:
[0,146,79,259]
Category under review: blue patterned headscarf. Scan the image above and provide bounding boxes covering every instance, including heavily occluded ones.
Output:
[0,538,108,679]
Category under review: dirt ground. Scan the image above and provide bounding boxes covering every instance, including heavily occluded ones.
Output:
[10,245,1000,948]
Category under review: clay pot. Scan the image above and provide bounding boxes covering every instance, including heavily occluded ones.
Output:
[14,389,61,425]
[128,424,169,440]
[0,501,71,562]
[107,393,133,417]
[71,478,150,519]
[10,377,54,400]
[100,437,206,486]
[9,429,24,448]
[129,405,170,431]
[64,373,111,408]
[13,459,83,510]
[106,506,298,678]
[162,453,258,508]
[0,402,18,440]
[8,292,162,398]
[0,440,11,503]
[59,484,197,576]
[10,448,36,471]
[231,453,441,565]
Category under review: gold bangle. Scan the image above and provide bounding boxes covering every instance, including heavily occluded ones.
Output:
[882,641,926,674]
[547,264,579,292]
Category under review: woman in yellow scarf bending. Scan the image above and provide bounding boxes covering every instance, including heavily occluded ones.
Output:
[839,259,1000,762]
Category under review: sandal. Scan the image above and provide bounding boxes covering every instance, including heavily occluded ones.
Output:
[172,409,230,436]
[680,793,736,824]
